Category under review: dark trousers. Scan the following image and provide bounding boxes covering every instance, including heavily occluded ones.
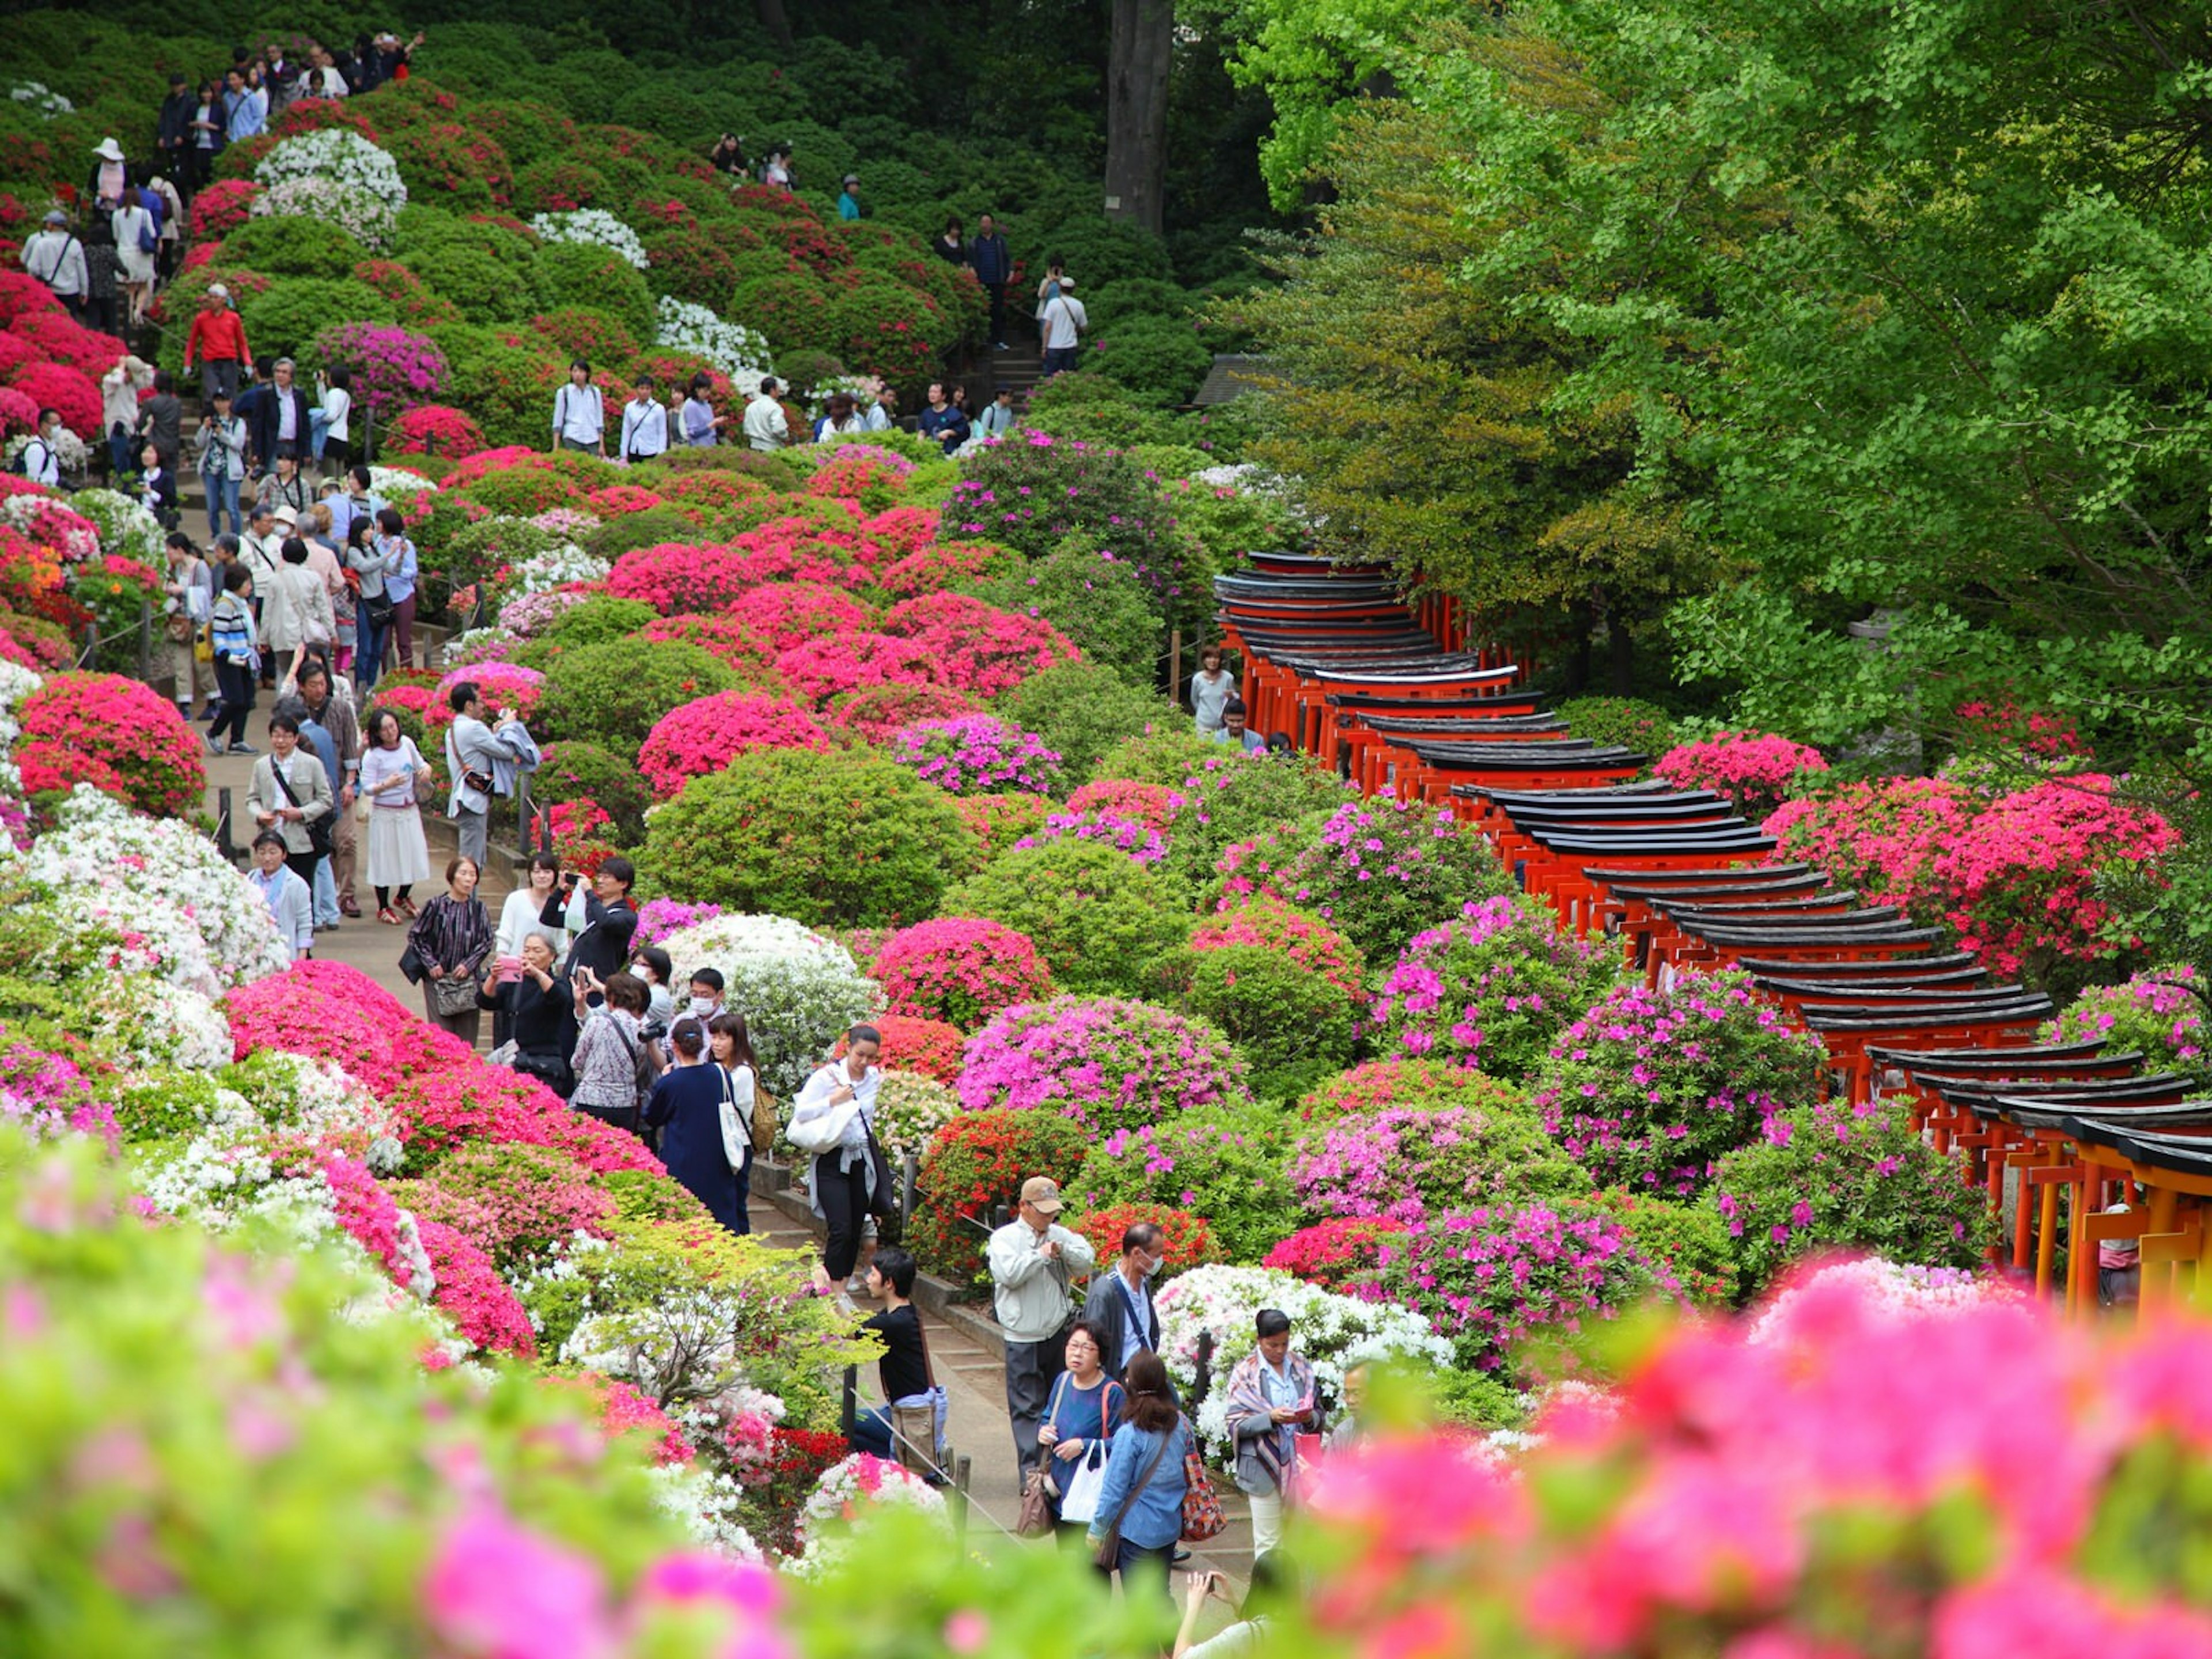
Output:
[392,592,416,670]
[1105,1539,1172,1602]
[211,659,255,746]
[1004,1332,1067,1478]
[814,1150,873,1281]
[355,610,388,692]
[1043,345,1080,377]
[283,850,317,888]
[985,282,1007,343]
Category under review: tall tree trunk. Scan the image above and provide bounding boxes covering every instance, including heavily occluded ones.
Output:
[755,0,794,54]
[1104,0,1173,234]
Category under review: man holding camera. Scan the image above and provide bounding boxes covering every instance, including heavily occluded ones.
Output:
[540,855,638,997]
[442,681,539,870]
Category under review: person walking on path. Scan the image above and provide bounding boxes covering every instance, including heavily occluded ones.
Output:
[742,377,789,451]
[21,210,87,321]
[645,1016,751,1234]
[139,369,183,472]
[246,830,315,964]
[312,366,352,476]
[373,506,418,675]
[1040,279,1089,380]
[1081,1222,1167,1384]
[618,374,669,464]
[246,359,312,479]
[1037,1319,1127,1546]
[260,538,335,690]
[161,532,211,721]
[358,707,432,925]
[245,712,333,891]
[156,74,195,183]
[99,354,152,482]
[442,680,540,870]
[971,213,1012,350]
[274,658,361,920]
[206,562,259,753]
[706,1012,759,1233]
[987,1175,1097,1480]
[1086,1350,1194,1604]
[344,516,395,691]
[184,286,251,403]
[791,1025,891,1301]
[551,359,607,456]
[1222,1309,1325,1560]
[407,856,493,1046]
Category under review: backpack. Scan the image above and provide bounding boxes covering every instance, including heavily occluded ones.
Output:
[12,438,49,479]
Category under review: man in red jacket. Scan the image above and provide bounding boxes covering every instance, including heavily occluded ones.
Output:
[183,285,250,402]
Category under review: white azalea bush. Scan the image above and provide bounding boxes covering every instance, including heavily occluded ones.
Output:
[67,488,164,566]
[871,1070,961,1162]
[655,914,884,1096]
[9,81,71,117]
[655,297,772,384]
[792,1453,948,1573]
[365,464,438,507]
[531,209,648,271]
[83,976,233,1071]
[0,658,41,796]
[504,536,610,597]
[11,788,289,996]
[1154,1264,1455,1471]
[254,130,408,249]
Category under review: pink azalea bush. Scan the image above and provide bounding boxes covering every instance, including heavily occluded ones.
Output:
[826,681,978,745]
[1370,894,1620,1080]
[1653,729,1829,820]
[0,1027,120,1148]
[725,582,878,654]
[870,918,1055,1029]
[632,898,725,949]
[605,541,757,613]
[2043,966,2210,1088]
[1292,1104,1592,1228]
[879,593,1079,699]
[309,323,449,422]
[15,672,206,819]
[1262,1217,1402,1290]
[1190,893,1365,1003]
[1014,808,1166,864]
[775,632,948,706]
[637,690,831,800]
[1358,1202,1675,1373]
[416,1218,538,1356]
[385,403,486,459]
[889,714,1062,796]
[1534,970,1829,1196]
[956,995,1251,1134]
[1067,778,1176,832]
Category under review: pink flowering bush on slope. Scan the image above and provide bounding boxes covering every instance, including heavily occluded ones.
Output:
[1534,969,1828,1196]
[2043,966,2211,1088]
[1371,893,1622,1081]
[1016,808,1168,865]
[16,672,206,820]
[879,592,1078,700]
[1292,1104,1593,1228]
[1215,797,1512,964]
[636,690,830,800]
[870,918,1055,1029]
[890,713,1063,796]
[1707,1098,1993,1301]
[308,323,449,421]
[957,995,1251,1135]
[1654,728,1829,819]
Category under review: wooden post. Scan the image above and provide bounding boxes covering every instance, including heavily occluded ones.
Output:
[1167,628,1181,707]
[137,595,154,682]
[214,786,238,861]
[950,1453,973,1544]
[515,770,533,855]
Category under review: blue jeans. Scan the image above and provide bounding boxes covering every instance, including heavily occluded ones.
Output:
[355,610,387,691]
[308,409,330,461]
[204,472,241,537]
[312,854,340,926]
[849,1406,893,1459]
[108,423,134,478]
[1105,1539,1172,1603]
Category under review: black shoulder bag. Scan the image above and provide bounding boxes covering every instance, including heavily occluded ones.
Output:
[269,755,334,857]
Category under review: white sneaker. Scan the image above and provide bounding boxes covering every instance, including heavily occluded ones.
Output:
[845,1275,869,1297]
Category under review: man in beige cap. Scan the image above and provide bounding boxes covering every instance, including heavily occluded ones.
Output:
[986,1175,1097,1478]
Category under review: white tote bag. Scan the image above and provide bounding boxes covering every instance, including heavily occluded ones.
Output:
[1058,1439,1110,1525]
[717,1065,755,1171]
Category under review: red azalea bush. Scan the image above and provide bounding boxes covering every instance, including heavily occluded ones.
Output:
[880,592,1078,699]
[878,538,1021,600]
[911,1108,1093,1283]
[604,541,756,613]
[392,1141,620,1268]
[1653,729,1829,820]
[805,454,912,506]
[826,681,978,745]
[949,791,1052,860]
[13,310,131,379]
[833,1013,964,1086]
[636,689,831,799]
[1067,778,1176,832]
[191,178,263,237]
[870,917,1056,1029]
[1191,893,1366,1003]
[1070,1203,1221,1272]
[724,513,882,584]
[859,506,941,559]
[0,331,38,377]
[774,631,948,706]
[387,1061,663,1177]
[15,672,205,819]
[1263,1216,1402,1289]
[386,403,486,459]
[1763,776,1979,922]
[9,361,100,438]
[638,613,781,675]
[416,1218,538,1357]
[1295,1058,1538,1123]
[588,483,664,517]
[725,582,878,653]
[0,268,60,324]
[226,974,412,1096]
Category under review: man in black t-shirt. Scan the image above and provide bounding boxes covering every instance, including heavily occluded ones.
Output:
[850,1247,934,1463]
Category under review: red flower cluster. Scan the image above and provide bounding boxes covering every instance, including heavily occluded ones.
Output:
[637,689,830,799]
[16,671,205,819]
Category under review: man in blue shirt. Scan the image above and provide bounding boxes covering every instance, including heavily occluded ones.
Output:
[915,382,969,456]
[837,174,861,221]
[223,68,267,141]
[970,213,1012,350]
[292,702,344,928]
[1210,700,1266,753]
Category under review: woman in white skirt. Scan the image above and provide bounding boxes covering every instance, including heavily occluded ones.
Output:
[358,707,433,925]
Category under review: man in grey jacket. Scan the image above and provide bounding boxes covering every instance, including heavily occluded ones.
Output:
[443,680,540,870]
[986,1176,1097,1478]
[1080,1219,1165,1384]
[244,713,332,890]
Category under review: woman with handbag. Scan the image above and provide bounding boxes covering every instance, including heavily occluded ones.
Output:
[480,929,573,1096]
[789,1024,888,1300]
[1036,1320,1126,1548]
[569,969,652,1133]
[706,1012,760,1234]
[1222,1309,1325,1561]
[358,709,431,924]
[645,1016,749,1233]
[406,855,493,1044]
[162,531,211,722]
[344,516,396,694]
[1086,1350,1194,1603]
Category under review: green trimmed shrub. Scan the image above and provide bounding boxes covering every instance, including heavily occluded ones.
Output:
[218,215,370,279]
[423,323,566,449]
[535,639,737,751]
[239,280,396,364]
[635,747,977,928]
[1092,725,1225,789]
[997,664,1181,787]
[534,738,656,842]
[1070,1107,1297,1263]
[942,839,1192,996]
[536,596,659,652]
[1555,696,1678,762]
[1021,373,1186,449]
[986,535,1164,690]
[533,241,656,343]
[1092,315,1212,408]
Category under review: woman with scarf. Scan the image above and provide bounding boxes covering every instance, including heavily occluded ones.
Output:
[1222,1309,1325,1562]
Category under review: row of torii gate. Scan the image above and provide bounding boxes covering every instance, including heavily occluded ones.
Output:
[1216,553,2206,1317]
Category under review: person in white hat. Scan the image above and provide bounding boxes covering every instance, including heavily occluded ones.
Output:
[88,137,129,205]
[19,210,86,320]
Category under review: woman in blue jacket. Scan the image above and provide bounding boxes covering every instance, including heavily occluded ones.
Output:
[643,1017,747,1233]
[1086,1350,1191,1603]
